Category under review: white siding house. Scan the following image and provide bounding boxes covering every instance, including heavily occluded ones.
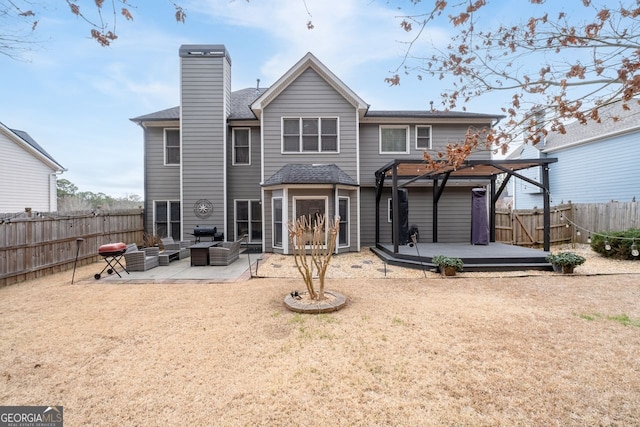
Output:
[0,122,65,213]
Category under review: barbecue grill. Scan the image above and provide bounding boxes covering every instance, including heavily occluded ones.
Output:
[191,226,224,242]
[95,242,129,280]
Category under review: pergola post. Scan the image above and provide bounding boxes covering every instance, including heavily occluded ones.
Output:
[542,164,551,251]
[392,163,399,253]
[490,176,496,242]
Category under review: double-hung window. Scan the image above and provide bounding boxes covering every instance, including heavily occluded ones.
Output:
[282,117,338,153]
[416,125,432,149]
[233,128,250,165]
[380,125,409,154]
[165,129,180,165]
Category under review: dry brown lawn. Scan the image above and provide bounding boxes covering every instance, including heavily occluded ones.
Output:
[1,250,640,426]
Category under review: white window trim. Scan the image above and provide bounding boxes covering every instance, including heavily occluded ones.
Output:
[292,196,329,247]
[387,198,393,223]
[379,125,410,154]
[232,128,251,166]
[164,128,180,166]
[281,117,340,154]
[338,196,350,248]
[272,197,283,249]
[234,199,262,243]
[415,125,432,150]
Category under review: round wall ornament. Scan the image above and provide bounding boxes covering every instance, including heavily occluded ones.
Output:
[194,199,213,218]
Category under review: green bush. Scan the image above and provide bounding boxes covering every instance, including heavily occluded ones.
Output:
[590,228,640,260]
[432,255,464,272]
[546,252,586,267]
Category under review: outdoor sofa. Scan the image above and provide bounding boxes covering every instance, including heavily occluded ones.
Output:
[161,237,191,260]
[123,244,159,272]
[208,239,243,266]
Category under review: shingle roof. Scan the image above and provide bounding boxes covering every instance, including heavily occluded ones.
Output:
[131,88,268,123]
[365,110,504,120]
[231,87,268,119]
[543,100,640,151]
[3,125,64,170]
[133,89,505,123]
[130,106,179,122]
[263,164,358,187]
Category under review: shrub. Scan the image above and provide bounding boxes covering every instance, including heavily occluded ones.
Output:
[546,252,586,267]
[432,255,464,272]
[590,228,640,260]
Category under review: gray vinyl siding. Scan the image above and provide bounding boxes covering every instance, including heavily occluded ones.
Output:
[359,123,493,187]
[227,126,262,240]
[180,54,230,239]
[360,186,475,245]
[261,68,358,183]
[144,126,181,233]
[262,187,359,254]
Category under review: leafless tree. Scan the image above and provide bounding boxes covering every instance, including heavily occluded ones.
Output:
[0,0,186,58]
[389,0,640,164]
[287,213,340,301]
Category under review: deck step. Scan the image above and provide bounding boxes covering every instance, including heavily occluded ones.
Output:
[370,247,553,273]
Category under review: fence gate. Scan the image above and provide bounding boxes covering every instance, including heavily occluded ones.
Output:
[496,204,573,247]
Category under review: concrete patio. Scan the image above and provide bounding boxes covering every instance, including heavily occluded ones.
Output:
[93,252,263,284]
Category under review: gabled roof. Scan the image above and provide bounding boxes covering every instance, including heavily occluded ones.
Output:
[543,100,640,152]
[250,52,369,119]
[0,122,65,171]
[263,164,358,187]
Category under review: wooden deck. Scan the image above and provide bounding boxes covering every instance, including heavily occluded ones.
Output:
[372,242,553,272]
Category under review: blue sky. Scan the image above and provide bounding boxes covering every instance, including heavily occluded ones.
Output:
[1,0,582,198]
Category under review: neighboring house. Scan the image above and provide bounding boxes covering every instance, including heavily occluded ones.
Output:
[131,44,504,254]
[0,122,65,213]
[510,100,640,209]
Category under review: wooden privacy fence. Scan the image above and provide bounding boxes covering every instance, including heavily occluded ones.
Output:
[496,202,640,246]
[0,209,144,286]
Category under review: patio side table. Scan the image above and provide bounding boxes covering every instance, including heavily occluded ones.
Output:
[189,242,217,266]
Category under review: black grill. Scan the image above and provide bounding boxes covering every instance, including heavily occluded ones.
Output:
[191,226,224,242]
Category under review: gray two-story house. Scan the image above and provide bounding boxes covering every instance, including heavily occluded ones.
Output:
[131,44,506,254]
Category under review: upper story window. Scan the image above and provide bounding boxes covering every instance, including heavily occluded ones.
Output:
[282,117,338,153]
[233,128,251,165]
[416,125,432,149]
[165,129,180,165]
[380,125,409,154]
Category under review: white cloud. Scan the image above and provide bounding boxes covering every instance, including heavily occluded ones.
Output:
[192,0,416,82]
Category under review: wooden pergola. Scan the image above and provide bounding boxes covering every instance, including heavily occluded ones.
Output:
[374,158,558,253]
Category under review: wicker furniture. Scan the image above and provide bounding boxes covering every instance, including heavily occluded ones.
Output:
[123,244,159,272]
[208,239,242,266]
[158,251,180,266]
[161,237,190,259]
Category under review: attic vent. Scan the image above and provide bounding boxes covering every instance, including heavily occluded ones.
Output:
[187,50,225,56]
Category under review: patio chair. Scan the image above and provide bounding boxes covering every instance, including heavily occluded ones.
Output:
[208,239,243,266]
[124,244,160,272]
[161,237,190,259]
